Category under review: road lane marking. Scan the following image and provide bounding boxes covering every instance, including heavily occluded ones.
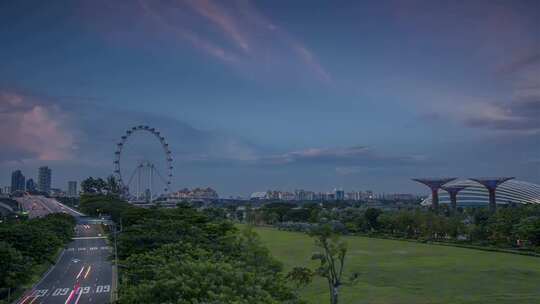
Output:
[73,237,107,240]
[84,266,92,279]
[76,266,85,279]
[80,286,91,294]
[52,286,109,296]
[96,285,110,293]
[53,288,70,296]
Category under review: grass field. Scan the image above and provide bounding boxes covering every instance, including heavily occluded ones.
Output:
[250,226,540,304]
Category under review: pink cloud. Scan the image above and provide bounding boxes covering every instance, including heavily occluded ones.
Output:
[0,91,75,162]
[81,0,331,84]
[185,0,251,53]
[138,0,238,62]
[290,43,332,84]
[233,0,332,83]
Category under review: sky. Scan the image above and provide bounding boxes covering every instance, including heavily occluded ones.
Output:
[1,0,540,197]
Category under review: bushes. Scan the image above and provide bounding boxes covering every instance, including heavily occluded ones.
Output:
[0,213,75,301]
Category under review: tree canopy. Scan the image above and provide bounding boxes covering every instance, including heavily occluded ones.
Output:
[80,195,303,303]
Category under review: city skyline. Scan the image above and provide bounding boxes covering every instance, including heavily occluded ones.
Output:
[1,165,412,198]
[1,1,540,196]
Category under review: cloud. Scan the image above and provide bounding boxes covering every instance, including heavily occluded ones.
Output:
[460,48,540,133]
[137,0,238,62]
[184,0,250,53]
[499,51,540,74]
[462,97,540,133]
[0,88,261,169]
[258,146,430,167]
[0,90,75,163]
[0,89,267,193]
[55,102,260,168]
[81,0,331,84]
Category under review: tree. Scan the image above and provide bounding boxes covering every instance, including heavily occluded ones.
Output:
[106,175,120,195]
[261,202,296,223]
[0,214,75,303]
[81,177,96,193]
[364,208,382,231]
[514,216,540,246]
[286,267,314,290]
[0,242,29,301]
[81,177,107,194]
[310,224,348,304]
[284,208,311,222]
[116,217,301,303]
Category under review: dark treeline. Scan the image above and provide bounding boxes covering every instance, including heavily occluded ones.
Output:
[245,202,540,252]
[0,213,76,302]
[80,195,304,304]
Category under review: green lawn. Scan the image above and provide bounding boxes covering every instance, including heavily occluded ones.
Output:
[250,226,540,304]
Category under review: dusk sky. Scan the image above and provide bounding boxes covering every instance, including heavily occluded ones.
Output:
[1,0,540,197]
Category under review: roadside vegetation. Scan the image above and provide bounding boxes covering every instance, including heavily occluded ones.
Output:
[242,202,540,253]
[0,213,76,303]
[80,194,304,303]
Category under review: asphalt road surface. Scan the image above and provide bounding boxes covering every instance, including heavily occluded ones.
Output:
[18,223,113,304]
[16,196,83,219]
[15,196,114,304]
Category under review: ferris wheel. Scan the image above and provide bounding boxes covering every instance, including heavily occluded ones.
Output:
[113,125,173,201]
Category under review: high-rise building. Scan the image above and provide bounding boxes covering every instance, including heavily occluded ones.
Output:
[68,181,78,197]
[26,178,36,192]
[295,189,308,201]
[334,188,345,201]
[11,170,25,193]
[38,166,52,193]
[346,191,364,201]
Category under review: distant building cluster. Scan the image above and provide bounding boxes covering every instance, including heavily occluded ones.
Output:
[169,187,219,201]
[249,188,415,202]
[2,166,79,198]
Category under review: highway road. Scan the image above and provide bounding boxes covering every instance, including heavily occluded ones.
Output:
[16,196,84,219]
[17,223,113,304]
[14,195,114,304]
